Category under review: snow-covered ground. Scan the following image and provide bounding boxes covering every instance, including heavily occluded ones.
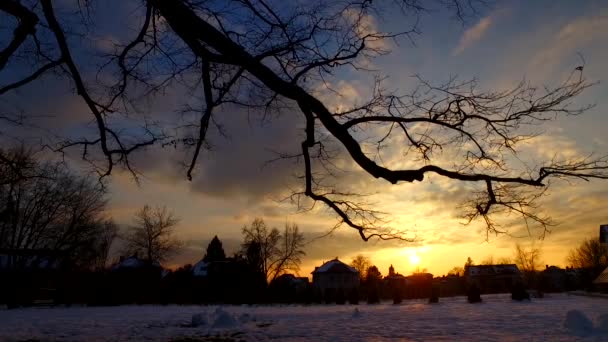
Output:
[1,293,607,341]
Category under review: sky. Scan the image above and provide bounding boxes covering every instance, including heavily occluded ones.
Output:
[2,0,608,278]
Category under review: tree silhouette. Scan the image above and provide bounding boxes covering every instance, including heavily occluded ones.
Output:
[567,238,608,277]
[241,218,305,282]
[0,147,116,270]
[203,235,226,263]
[1,0,607,241]
[123,205,182,263]
[351,255,371,281]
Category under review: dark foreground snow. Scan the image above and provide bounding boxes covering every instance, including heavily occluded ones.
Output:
[1,293,607,341]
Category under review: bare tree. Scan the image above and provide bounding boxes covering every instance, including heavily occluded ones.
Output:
[448,266,464,276]
[242,218,280,279]
[513,242,542,286]
[567,238,608,276]
[123,205,182,263]
[0,147,116,270]
[350,254,371,280]
[514,243,542,273]
[269,223,306,282]
[241,218,306,282]
[91,220,119,270]
[480,255,512,265]
[1,0,607,241]
[480,255,495,265]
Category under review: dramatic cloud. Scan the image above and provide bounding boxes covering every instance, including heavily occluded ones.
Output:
[3,0,608,278]
[452,15,493,55]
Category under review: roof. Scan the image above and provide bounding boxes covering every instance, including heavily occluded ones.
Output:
[192,259,208,277]
[594,266,608,284]
[466,264,521,276]
[111,256,160,270]
[312,258,358,274]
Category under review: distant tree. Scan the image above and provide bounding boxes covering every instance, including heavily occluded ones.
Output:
[465,257,475,268]
[496,257,513,264]
[513,243,542,286]
[123,205,182,263]
[448,266,464,276]
[242,218,279,277]
[567,238,608,276]
[245,240,264,274]
[350,255,371,281]
[269,223,306,282]
[480,255,494,265]
[413,266,428,274]
[0,147,116,270]
[366,265,382,283]
[90,220,119,270]
[480,255,511,265]
[241,218,305,282]
[366,265,382,304]
[514,243,542,274]
[203,235,226,262]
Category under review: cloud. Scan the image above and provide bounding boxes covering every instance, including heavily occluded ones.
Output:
[342,8,389,51]
[529,13,608,77]
[187,109,305,201]
[452,16,493,55]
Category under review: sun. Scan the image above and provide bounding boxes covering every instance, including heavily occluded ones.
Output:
[409,253,420,266]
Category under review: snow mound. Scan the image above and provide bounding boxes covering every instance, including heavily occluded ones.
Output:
[211,308,240,329]
[239,313,253,323]
[564,310,594,336]
[596,314,608,333]
[191,313,207,327]
[352,308,361,318]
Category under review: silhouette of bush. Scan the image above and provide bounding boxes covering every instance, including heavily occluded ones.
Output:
[348,288,359,304]
[511,283,530,301]
[428,286,439,303]
[467,284,482,303]
[392,288,402,304]
[367,287,380,304]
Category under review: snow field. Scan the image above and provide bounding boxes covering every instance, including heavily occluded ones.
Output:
[0,293,607,341]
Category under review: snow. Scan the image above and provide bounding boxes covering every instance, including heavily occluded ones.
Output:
[192,260,208,277]
[564,310,594,336]
[597,314,608,333]
[1,294,607,341]
[313,258,357,273]
[191,313,207,327]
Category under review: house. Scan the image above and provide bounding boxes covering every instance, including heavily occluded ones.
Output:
[465,264,523,293]
[593,266,608,292]
[0,248,63,270]
[192,259,209,277]
[269,274,310,302]
[539,265,568,292]
[434,274,465,297]
[405,272,434,299]
[311,258,359,296]
[111,255,161,271]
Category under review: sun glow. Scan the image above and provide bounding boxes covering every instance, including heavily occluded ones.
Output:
[409,253,420,266]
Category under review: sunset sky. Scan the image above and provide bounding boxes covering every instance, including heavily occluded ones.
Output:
[2,0,608,278]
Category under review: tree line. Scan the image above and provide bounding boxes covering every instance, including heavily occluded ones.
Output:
[0,147,312,306]
[2,147,607,306]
